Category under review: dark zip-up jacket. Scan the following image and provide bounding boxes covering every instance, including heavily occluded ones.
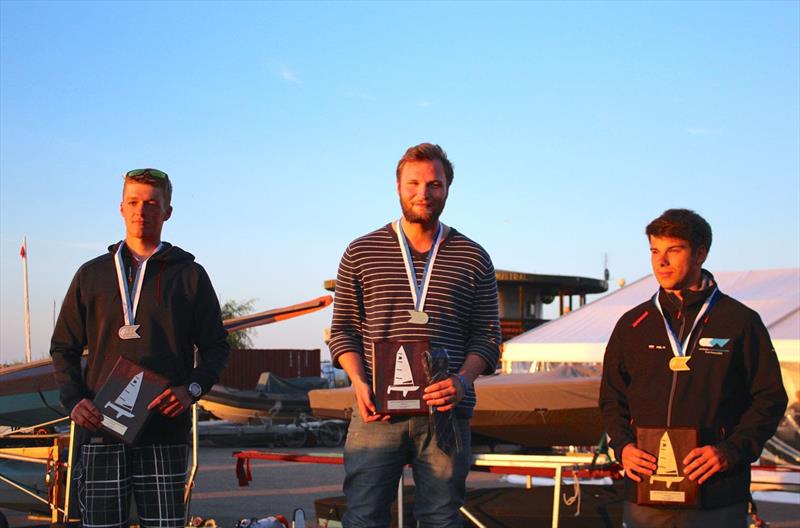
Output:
[50,242,230,444]
[599,271,787,508]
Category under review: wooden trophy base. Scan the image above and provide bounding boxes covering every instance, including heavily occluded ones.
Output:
[372,341,429,415]
[93,356,169,444]
[636,426,699,507]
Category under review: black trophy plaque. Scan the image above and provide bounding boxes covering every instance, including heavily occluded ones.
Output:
[636,427,699,507]
[93,356,169,444]
[372,341,430,415]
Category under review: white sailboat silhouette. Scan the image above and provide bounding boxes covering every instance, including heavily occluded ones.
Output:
[105,371,143,419]
[387,346,419,397]
[650,431,685,488]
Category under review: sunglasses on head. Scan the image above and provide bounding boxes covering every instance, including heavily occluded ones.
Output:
[125,168,169,180]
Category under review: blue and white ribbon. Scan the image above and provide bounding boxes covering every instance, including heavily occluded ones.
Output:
[394,220,447,322]
[652,287,719,358]
[113,241,162,338]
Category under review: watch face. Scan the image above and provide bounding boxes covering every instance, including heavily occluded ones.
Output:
[188,382,202,398]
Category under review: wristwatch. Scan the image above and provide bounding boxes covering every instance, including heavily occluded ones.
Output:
[187,382,203,402]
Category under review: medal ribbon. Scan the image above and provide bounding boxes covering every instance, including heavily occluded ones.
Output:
[114,241,162,327]
[394,219,446,313]
[652,287,719,358]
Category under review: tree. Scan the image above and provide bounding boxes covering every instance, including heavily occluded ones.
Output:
[220,298,256,349]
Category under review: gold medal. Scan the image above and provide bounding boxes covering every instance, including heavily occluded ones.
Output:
[669,356,691,372]
[654,288,719,376]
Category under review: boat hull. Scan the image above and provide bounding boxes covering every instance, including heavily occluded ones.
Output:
[199,384,318,424]
[0,359,66,428]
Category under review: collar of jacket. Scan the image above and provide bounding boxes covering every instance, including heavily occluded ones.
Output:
[659,269,717,324]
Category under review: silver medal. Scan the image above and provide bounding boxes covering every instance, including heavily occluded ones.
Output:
[395,220,447,327]
[407,309,429,325]
[118,324,141,340]
[114,242,162,341]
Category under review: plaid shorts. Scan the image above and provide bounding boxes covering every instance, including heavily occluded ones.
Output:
[75,443,188,528]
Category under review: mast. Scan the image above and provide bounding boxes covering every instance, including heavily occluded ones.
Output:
[21,237,32,363]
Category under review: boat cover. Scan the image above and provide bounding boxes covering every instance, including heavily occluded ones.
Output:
[309,365,605,446]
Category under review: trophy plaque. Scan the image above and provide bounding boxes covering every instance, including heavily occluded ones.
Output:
[636,426,699,507]
[93,356,170,444]
[372,341,430,415]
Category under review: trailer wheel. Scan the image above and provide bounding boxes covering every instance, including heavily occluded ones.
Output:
[317,421,344,447]
[282,428,308,448]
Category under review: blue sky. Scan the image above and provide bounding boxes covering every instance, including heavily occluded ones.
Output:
[1,1,798,365]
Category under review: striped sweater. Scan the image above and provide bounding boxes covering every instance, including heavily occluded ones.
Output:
[329,222,501,415]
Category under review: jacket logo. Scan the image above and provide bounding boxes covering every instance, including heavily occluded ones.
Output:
[698,338,729,348]
[647,344,667,350]
[698,337,730,356]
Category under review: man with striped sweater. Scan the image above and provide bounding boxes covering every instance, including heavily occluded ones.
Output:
[329,143,501,528]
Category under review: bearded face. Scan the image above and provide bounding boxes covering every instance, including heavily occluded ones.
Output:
[397,160,449,229]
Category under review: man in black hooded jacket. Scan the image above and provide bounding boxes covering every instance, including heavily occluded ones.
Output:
[599,209,787,528]
[51,168,229,528]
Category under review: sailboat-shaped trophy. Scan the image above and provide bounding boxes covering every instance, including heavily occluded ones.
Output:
[636,426,698,506]
[387,346,420,397]
[93,356,169,444]
[650,431,685,488]
[105,371,143,419]
[372,341,429,415]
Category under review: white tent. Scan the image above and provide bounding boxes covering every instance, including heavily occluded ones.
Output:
[502,269,800,397]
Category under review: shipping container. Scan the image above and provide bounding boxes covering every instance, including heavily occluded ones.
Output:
[217,349,321,390]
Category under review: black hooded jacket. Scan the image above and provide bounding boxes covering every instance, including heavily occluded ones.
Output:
[599,271,787,508]
[50,242,230,444]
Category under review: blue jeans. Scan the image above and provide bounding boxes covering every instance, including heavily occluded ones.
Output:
[623,501,748,528]
[342,412,471,528]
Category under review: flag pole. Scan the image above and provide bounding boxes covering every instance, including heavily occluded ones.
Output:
[21,237,32,363]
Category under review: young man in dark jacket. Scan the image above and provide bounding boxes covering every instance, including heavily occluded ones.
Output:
[51,168,230,527]
[599,208,787,528]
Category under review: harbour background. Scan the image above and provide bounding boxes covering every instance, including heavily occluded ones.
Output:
[1,1,798,367]
[1,4,798,523]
